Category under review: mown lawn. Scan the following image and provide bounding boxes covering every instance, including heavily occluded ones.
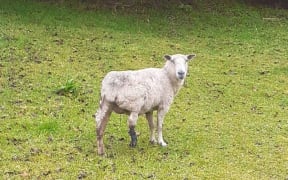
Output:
[0,0,287,179]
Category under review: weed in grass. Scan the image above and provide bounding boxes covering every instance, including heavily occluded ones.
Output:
[280,97,288,108]
[273,66,288,75]
[55,79,78,96]
[37,120,59,134]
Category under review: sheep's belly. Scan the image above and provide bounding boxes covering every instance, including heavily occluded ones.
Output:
[113,95,160,115]
[139,101,159,114]
[112,104,158,115]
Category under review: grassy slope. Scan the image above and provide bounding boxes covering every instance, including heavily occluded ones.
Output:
[0,0,288,179]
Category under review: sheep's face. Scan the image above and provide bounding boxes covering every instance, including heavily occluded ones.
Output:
[164,54,196,80]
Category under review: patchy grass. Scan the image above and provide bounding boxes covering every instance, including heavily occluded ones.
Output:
[0,0,288,179]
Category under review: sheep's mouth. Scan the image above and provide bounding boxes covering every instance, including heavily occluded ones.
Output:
[178,75,185,80]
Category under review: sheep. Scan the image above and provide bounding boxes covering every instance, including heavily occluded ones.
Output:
[94,54,196,155]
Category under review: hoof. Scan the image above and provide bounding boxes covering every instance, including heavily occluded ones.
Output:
[129,141,137,147]
[149,140,157,145]
[98,149,105,156]
[159,141,168,147]
[98,152,105,156]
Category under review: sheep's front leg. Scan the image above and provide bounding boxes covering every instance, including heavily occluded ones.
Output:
[128,112,139,147]
[157,109,167,147]
[146,112,156,144]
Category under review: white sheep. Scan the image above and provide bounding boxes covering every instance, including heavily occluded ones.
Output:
[95,54,196,155]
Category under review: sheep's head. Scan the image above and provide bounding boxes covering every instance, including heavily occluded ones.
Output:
[164,54,196,81]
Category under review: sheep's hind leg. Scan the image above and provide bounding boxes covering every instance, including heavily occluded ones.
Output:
[146,112,156,144]
[128,112,139,147]
[95,103,112,155]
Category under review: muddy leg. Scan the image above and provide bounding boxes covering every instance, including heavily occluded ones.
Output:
[95,103,111,155]
[128,112,138,147]
[129,126,137,147]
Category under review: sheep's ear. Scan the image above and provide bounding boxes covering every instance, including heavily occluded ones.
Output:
[164,55,172,61]
[187,54,196,61]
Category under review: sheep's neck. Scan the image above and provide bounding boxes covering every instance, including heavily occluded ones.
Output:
[163,68,183,95]
[171,80,183,95]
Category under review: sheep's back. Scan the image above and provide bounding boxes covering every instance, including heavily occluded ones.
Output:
[101,68,171,113]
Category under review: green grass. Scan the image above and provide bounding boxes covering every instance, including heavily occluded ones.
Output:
[1,0,288,179]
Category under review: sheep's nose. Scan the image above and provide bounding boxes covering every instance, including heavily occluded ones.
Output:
[177,71,185,79]
[178,71,185,76]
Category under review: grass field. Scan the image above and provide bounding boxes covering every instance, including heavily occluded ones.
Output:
[0,0,288,179]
